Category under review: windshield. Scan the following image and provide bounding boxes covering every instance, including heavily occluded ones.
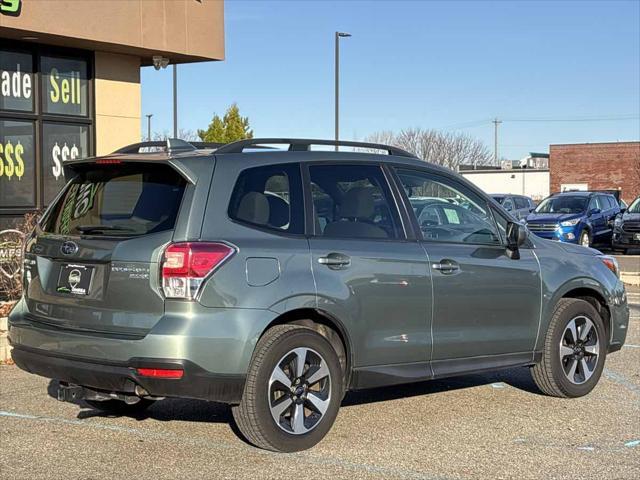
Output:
[42,163,186,236]
[628,198,640,214]
[534,196,588,214]
[492,196,505,204]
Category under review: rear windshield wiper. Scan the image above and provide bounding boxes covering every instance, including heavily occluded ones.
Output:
[75,225,136,234]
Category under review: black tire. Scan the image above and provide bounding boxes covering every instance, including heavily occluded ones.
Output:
[531,298,607,398]
[578,229,591,248]
[85,398,155,414]
[232,324,343,452]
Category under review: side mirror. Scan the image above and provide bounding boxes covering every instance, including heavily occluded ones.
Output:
[506,222,526,259]
[620,207,626,214]
[589,208,601,216]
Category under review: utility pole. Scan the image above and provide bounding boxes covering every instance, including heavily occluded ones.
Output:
[335,32,351,151]
[145,114,153,141]
[493,117,502,164]
[173,64,178,138]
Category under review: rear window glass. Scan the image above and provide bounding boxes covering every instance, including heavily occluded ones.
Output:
[228,163,304,234]
[42,163,186,236]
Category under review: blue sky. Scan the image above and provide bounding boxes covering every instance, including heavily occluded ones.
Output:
[141,0,640,160]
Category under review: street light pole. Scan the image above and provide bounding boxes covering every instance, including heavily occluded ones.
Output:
[145,114,153,141]
[334,32,351,151]
[173,64,178,138]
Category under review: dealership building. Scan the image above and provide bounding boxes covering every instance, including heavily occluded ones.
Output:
[549,142,640,205]
[0,0,224,229]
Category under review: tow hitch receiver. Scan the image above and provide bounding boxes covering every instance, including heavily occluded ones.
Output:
[57,383,87,402]
[56,382,144,404]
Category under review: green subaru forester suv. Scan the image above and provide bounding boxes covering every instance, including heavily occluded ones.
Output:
[8,138,629,452]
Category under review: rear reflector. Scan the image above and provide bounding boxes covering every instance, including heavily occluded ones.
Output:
[161,242,235,299]
[136,368,184,379]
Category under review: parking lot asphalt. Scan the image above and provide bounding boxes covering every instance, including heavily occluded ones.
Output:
[1,289,639,480]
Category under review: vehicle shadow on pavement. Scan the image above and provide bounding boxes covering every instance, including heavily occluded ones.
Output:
[46,379,234,423]
[341,366,543,407]
[46,366,542,421]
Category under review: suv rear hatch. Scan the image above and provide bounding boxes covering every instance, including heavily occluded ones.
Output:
[22,159,198,338]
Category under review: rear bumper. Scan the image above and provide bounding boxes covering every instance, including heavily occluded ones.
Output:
[11,344,246,404]
[8,298,280,403]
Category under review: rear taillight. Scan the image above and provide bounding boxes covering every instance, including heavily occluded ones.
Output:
[161,242,235,299]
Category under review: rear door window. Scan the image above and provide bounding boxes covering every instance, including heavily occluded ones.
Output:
[308,164,402,240]
[42,163,186,236]
[228,163,303,234]
[502,198,514,211]
[514,197,529,210]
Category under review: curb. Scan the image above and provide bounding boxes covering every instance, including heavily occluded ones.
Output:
[0,317,12,364]
[621,273,640,286]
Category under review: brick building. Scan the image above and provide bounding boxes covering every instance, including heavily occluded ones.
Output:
[549,142,640,204]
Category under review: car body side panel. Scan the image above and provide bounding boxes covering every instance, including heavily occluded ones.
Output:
[425,243,541,362]
[532,239,629,351]
[310,238,432,368]
[170,156,216,240]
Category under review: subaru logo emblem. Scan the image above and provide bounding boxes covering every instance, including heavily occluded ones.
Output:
[60,241,79,256]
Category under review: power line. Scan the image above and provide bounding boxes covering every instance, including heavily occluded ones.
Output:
[504,115,639,122]
[435,119,493,130]
[436,114,639,131]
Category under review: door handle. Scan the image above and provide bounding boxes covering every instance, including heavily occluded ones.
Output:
[432,259,460,274]
[318,253,351,269]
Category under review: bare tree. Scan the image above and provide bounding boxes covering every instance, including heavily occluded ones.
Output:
[150,129,200,142]
[365,128,494,171]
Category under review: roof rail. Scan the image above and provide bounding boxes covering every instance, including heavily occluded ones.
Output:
[114,139,225,154]
[214,138,417,158]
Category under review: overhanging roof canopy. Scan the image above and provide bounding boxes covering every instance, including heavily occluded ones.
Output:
[0,0,225,65]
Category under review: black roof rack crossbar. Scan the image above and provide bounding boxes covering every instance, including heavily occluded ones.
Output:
[114,139,225,154]
[214,138,417,158]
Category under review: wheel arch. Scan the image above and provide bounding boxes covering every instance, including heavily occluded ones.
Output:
[260,308,353,389]
[560,286,612,344]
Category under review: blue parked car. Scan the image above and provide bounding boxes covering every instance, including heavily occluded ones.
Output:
[526,191,620,247]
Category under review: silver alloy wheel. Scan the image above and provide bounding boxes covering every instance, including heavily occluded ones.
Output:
[559,315,600,385]
[580,231,590,247]
[268,347,331,435]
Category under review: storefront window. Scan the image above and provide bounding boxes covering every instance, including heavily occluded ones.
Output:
[0,120,35,208]
[0,42,93,227]
[0,49,34,112]
[41,55,89,117]
[42,123,89,204]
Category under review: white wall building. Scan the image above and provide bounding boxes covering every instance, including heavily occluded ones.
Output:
[460,169,550,203]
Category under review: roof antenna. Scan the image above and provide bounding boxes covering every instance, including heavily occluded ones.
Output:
[166,138,196,154]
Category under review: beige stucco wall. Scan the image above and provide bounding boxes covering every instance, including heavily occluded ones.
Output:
[0,0,224,65]
[94,52,141,155]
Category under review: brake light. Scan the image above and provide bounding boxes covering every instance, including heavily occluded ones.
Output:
[96,158,122,165]
[136,368,184,379]
[161,242,235,299]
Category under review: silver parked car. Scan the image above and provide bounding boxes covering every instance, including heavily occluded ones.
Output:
[492,194,535,221]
